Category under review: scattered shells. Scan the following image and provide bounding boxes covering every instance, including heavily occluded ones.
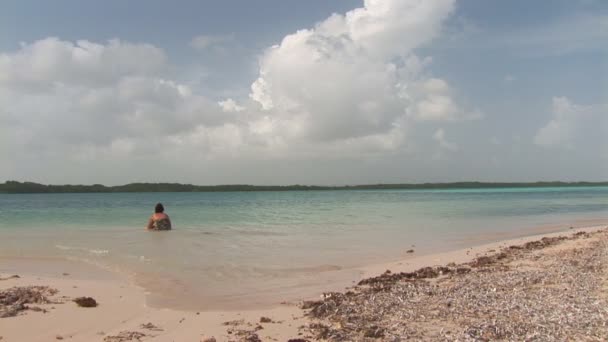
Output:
[301,229,608,340]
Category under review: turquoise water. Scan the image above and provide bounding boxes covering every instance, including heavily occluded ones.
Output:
[1,187,607,309]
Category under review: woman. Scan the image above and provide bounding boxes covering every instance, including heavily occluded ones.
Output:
[147,203,172,230]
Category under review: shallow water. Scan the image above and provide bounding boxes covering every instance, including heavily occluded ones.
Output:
[1,187,607,309]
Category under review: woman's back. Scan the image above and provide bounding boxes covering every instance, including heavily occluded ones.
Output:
[147,203,172,230]
[151,213,172,230]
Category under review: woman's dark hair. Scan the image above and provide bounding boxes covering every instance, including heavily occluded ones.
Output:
[154,203,164,213]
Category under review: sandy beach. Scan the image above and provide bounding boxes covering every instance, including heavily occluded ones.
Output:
[1,225,607,341]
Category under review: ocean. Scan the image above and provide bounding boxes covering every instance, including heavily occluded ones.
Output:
[1,187,607,309]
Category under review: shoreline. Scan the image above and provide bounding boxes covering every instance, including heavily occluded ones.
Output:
[4,218,608,312]
[1,224,607,341]
[360,223,607,279]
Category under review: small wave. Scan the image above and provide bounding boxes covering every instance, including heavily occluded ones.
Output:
[124,254,151,263]
[251,264,343,276]
[55,245,109,256]
[55,244,77,251]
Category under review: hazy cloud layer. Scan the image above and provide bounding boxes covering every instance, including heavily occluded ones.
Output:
[534,97,608,149]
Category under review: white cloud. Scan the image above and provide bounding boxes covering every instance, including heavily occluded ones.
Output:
[534,96,607,149]
[0,37,230,155]
[433,128,458,151]
[249,0,472,146]
[0,38,167,89]
[406,78,482,122]
[218,98,245,112]
[190,34,234,50]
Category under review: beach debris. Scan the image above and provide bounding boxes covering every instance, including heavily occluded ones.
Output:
[201,337,216,342]
[55,335,63,340]
[0,275,20,281]
[357,265,461,287]
[242,333,262,342]
[222,319,265,342]
[222,319,244,326]
[363,325,385,338]
[406,249,414,253]
[140,322,163,331]
[73,296,97,307]
[225,328,262,342]
[299,228,608,340]
[103,331,146,342]
[0,286,58,318]
[28,305,48,313]
[259,316,272,323]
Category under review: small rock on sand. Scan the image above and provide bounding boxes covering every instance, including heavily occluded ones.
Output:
[406,249,415,253]
[260,316,272,323]
[201,337,216,342]
[73,297,97,307]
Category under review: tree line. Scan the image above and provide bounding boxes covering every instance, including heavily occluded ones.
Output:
[1,180,607,193]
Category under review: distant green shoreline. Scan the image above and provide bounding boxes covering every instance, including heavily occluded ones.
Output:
[1,180,607,194]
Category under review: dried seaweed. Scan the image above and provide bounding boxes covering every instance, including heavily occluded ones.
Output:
[103,331,146,342]
[0,286,58,318]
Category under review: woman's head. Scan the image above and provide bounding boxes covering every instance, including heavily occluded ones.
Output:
[154,203,164,213]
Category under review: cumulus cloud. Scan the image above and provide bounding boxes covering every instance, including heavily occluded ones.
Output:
[248,0,476,146]
[534,97,607,150]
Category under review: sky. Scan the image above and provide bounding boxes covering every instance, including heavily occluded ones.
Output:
[0,0,606,185]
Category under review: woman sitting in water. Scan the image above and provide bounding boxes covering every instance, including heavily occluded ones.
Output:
[147,203,172,230]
